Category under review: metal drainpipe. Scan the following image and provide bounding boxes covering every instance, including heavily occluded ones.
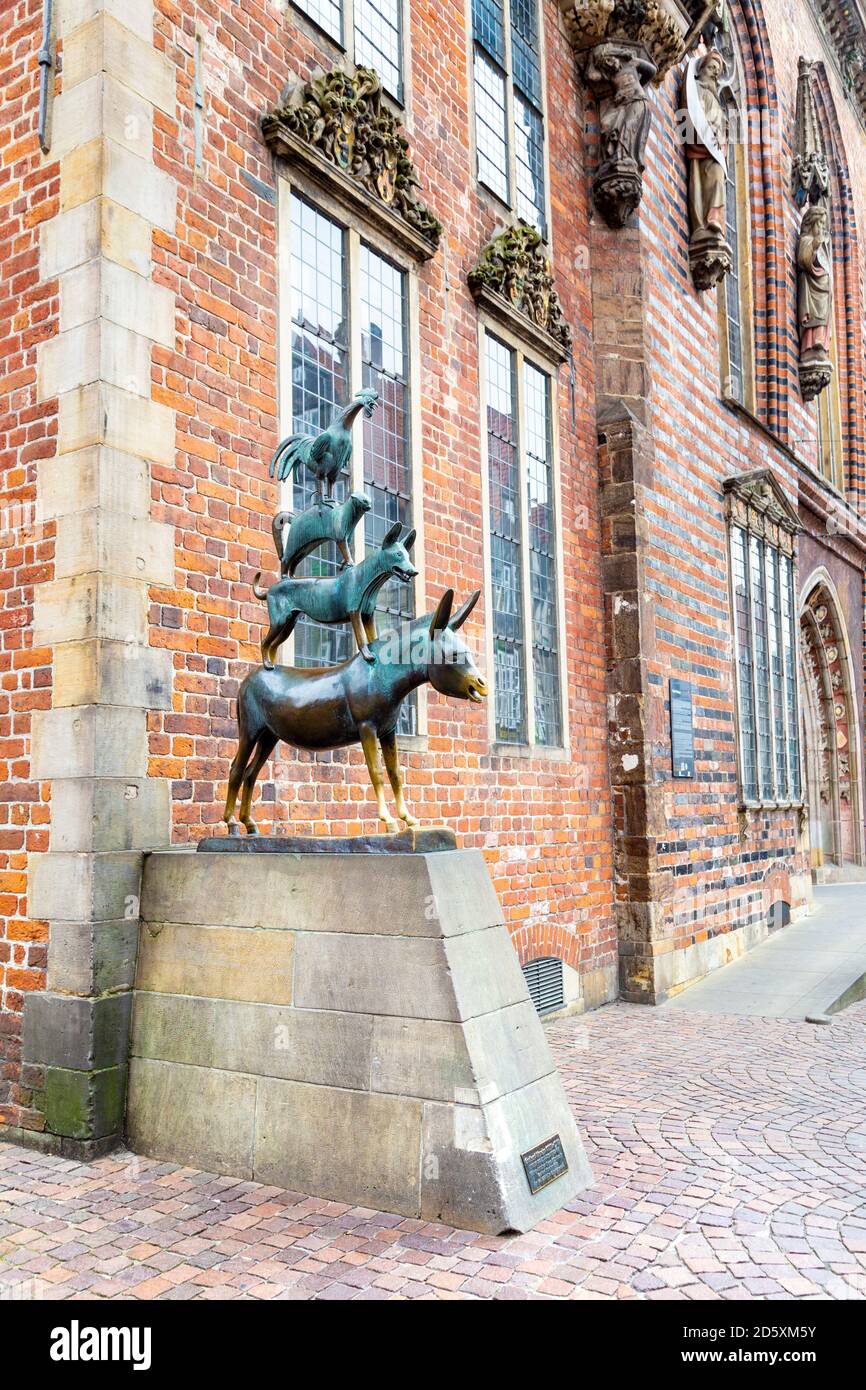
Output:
[37,0,54,155]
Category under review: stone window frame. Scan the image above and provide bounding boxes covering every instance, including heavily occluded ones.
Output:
[467,0,553,243]
[476,312,570,760]
[290,0,407,104]
[276,165,429,747]
[724,469,804,811]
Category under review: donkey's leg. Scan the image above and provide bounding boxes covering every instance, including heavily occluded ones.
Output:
[380,730,419,828]
[238,733,278,834]
[223,729,254,836]
[359,723,397,831]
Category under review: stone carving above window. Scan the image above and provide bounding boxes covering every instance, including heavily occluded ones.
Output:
[468,223,573,362]
[261,67,441,258]
[723,467,801,555]
[557,0,714,226]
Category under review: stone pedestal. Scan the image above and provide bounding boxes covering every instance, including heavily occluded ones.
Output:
[127,847,592,1233]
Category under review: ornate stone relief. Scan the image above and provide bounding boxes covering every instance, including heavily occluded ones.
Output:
[468,223,573,362]
[557,0,714,225]
[722,467,801,555]
[792,58,833,403]
[262,67,441,257]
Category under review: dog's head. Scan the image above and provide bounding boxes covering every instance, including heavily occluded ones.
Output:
[380,521,418,582]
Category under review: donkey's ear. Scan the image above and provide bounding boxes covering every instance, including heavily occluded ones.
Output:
[429,589,454,636]
[449,589,480,630]
[382,521,402,548]
[402,527,417,551]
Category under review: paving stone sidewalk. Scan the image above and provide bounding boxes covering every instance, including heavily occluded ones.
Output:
[2,1000,865,1300]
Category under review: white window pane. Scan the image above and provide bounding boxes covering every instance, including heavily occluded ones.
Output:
[524,362,561,746]
[294,0,342,43]
[474,50,509,202]
[515,91,545,233]
[355,0,402,99]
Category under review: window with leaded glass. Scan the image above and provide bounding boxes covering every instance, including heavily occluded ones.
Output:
[484,332,562,747]
[729,521,801,804]
[286,193,415,730]
[292,0,403,100]
[713,28,754,411]
[472,0,547,235]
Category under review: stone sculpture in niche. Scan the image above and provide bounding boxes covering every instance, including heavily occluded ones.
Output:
[796,203,833,401]
[684,48,732,289]
[557,0,716,225]
[792,57,834,402]
[585,43,656,228]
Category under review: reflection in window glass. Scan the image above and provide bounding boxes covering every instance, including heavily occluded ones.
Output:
[515,93,545,233]
[485,336,526,743]
[294,0,342,43]
[289,195,350,667]
[360,246,415,733]
[355,0,402,99]
[523,362,561,746]
[474,51,510,202]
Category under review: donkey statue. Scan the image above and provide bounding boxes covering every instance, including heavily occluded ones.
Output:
[222,589,487,834]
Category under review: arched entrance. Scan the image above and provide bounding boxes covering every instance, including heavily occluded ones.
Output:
[799,578,865,871]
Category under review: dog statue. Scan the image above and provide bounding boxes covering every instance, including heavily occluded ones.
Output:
[253,521,417,668]
[271,491,371,578]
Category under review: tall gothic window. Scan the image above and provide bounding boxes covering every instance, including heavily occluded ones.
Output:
[715,32,754,409]
[287,193,416,729]
[472,0,547,235]
[483,331,562,746]
[293,0,403,100]
[727,477,801,805]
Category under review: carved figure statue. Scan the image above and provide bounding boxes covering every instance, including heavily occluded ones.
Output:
[269,387,379,500]
[254,521,417,668]
[584,43,656,228]
[271,491,371,577]
[797,202,833,400]
[685,48,732,289]
[222,589,486,835]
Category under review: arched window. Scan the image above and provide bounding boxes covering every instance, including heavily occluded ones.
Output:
[715,25,755,410]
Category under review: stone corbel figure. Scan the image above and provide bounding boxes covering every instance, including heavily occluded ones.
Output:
[585,43,656,228]
[797,202,833,401]
[684,48,733,289]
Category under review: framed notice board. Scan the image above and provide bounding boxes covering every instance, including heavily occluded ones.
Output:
[669,678,695,779]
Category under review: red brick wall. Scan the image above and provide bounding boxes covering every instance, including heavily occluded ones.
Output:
[0,0,58,1129]
[147,0,617,987]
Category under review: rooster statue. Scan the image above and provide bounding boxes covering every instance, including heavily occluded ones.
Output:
[269,387,379,502]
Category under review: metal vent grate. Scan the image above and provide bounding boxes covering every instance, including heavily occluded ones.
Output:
[522,956,564,1016]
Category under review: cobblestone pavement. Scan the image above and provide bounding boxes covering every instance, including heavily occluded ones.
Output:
[2,1000,866,1301]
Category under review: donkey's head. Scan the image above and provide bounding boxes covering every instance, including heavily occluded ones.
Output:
[424,589,487,704]
[380,521,418,583]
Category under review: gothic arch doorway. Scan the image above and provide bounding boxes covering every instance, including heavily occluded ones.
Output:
[799,577,865,871]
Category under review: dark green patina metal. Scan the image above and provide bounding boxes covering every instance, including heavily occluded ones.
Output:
[223,395,487,836]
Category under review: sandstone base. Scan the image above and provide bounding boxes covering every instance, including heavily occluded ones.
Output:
[127,848,591,1233]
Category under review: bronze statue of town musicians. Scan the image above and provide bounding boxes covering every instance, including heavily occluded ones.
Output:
[221,391,487,836]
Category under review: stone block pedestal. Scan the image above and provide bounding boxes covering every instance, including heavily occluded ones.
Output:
[127,847,592,1233]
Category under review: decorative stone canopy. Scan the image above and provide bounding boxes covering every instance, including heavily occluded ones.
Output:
[262,67,441,260]
[723,467,802,556]
[792,57,830,208]
[557,0,717,226]
[810,0,866,131]
[468,223,573,363]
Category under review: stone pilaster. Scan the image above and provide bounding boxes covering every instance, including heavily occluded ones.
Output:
[19,0,176,1155]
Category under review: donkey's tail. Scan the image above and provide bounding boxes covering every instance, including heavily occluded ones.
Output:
[252,571,269,600]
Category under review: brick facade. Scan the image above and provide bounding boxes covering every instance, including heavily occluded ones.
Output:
[0,0,865,1149]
